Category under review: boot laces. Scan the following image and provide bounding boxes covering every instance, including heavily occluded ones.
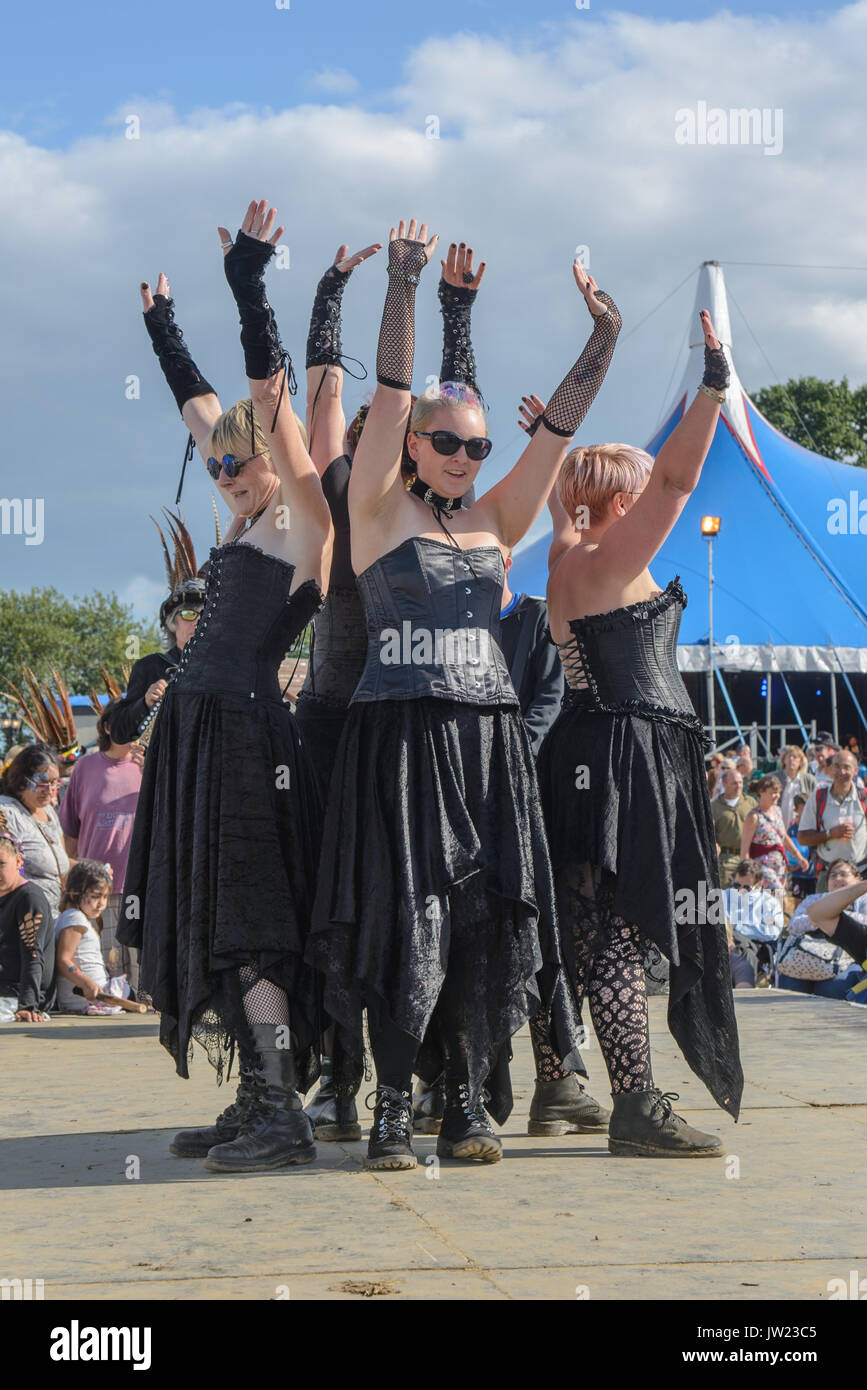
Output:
[649,1089,681,1126]
[455,1081,494,1133]
[215,1064,257,1128]
[366,1087,411,1141]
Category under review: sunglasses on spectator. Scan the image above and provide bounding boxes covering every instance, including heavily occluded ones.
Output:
[412,430,493,462]
[177,609,202,622]
[26,773,59,790]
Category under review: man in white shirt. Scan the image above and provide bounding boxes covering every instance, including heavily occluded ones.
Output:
[798,750,867,890]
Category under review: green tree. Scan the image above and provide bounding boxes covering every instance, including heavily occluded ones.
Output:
[0,588,160,698]
[751,376,867,468]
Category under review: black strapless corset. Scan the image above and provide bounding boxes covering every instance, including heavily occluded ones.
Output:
[351,536,518,707]
[171,542,323,702]
[559,578,701,731]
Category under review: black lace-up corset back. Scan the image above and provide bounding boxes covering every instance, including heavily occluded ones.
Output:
[351,536,519,706]
[170,542,323,702]
[559,578,699,729]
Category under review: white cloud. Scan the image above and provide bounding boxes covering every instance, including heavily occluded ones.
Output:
[307,68,359,96]
[2,5,867,603]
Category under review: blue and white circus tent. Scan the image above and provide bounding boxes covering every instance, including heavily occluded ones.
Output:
[514,262,867,716]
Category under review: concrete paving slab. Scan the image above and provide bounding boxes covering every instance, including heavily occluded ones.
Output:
[1,992,865,1301]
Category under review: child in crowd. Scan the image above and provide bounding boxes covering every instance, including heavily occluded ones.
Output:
[54,861,126,1015]
[787,794,816,900]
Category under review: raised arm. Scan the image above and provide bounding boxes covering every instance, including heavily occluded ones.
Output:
[219,201,332,543]
[348,218,438,522]
[517,391,577,572]
[593,311,729,581]
[807,880,867,960]
[438,242,485,390]
[305,242,380,475]
[476,263,621,549]
[139,274,223,460]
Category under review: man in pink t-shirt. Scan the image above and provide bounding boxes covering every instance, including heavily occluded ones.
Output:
[60,699,143,988]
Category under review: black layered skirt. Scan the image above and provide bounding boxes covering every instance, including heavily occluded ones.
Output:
[307,696,584,1122]
[119,687,323,1089]
[537,700,743,1118]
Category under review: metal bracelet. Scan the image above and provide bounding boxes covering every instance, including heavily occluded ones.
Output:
[699,382,726,405]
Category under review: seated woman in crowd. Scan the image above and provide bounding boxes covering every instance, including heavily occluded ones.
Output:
[786,793,816,899]
[722,859,784,989]
[0,745,70,914]
[54,860,122,1015]
[805,874,867,1005]
[0,811,55,1022]
[777,858,867,999]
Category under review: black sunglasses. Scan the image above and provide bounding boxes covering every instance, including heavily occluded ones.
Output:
[413,429,493,462]
[207,401,259,480]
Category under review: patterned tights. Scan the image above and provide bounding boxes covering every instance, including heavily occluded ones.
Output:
[530,867,654,1094]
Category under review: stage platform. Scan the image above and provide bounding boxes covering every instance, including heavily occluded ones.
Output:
[2,991,865,1301]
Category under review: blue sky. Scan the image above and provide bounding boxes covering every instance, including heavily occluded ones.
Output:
[2,1,866,620]
[2,0,837,147]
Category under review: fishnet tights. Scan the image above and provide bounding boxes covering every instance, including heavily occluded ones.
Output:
[238,964,289,1026]
[541,291,622,437]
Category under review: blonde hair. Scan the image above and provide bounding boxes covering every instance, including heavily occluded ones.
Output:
[558,443,653,526]
[781,744,807,774]
[410,382,486,435]
[205,398,308,465]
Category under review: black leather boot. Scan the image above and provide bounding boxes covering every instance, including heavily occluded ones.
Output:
[304,1055,362,1142]
[608,1089,724,1158]
[527,1075,611,1136]
[365,1086,417,1170]
[437,1081,502,1163]
[203,1025,316,1172]
[412,1074,445,1135]
[170,1054,258,1157]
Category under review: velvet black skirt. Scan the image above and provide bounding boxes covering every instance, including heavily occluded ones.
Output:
[537,700,743,1118]
[307,696,584,1122]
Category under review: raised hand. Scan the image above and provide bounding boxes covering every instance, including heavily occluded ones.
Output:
[700,310,721,351]
[217,199,285,258]
[140,271,170,313]
[387,218,438,278]
[332,241,382,274]
[518,393,546,434]
[440,242,486,291]
[699,310,729,393]
[572,260,608,318]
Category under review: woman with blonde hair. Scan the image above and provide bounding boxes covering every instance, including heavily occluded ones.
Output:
[309,220,618,1169]
[778,744,816,828]
[532,311,745,1156]
[119,199,334,1174]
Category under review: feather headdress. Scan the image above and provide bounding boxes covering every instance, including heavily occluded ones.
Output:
[3,666,81,762]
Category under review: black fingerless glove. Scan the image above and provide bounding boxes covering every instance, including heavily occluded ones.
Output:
[541,291,622,439]
[142,296,216,416]
[306,264,352,368]
[702,343,730,394]
[223,230,292,385]
[438,278,479,392]
[376,238,430,391]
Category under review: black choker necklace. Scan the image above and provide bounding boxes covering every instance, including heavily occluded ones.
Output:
[406,473,472,518]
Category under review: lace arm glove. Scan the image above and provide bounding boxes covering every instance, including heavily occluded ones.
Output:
[540,291,622,439]
[700,341,731,398]
[376,238,431,391]
[223,230,292,385]
[306,264,353,368]
[142,296,217,416]
[438,278,479,392]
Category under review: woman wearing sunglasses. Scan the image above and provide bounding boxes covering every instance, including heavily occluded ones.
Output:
[308,218,620,1169]
[120,199,333,1174]
[531,311,744,1156]
[0,745,68,916]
